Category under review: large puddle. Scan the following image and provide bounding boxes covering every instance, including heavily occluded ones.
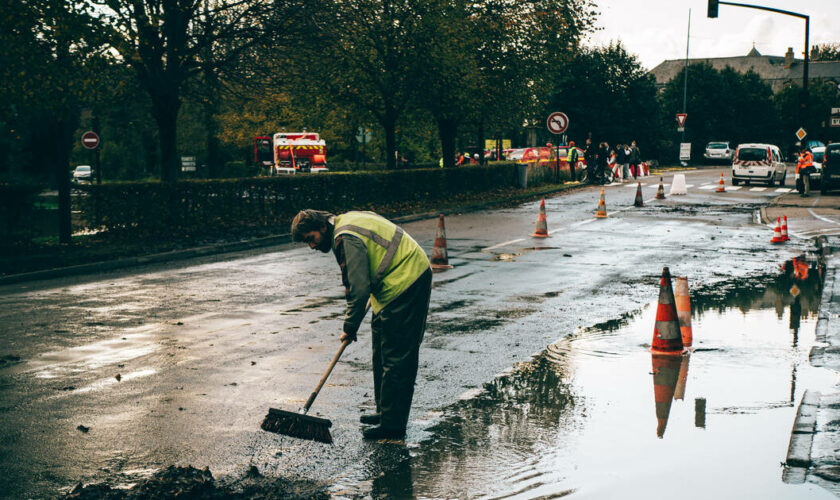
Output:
[344,257,838,499]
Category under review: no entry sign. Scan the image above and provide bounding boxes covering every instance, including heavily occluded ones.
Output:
[81,131,100,150]
[546,112,569,135]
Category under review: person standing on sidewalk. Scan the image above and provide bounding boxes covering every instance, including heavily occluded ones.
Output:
[629,141,641,179]
[568,141,579,181]
[796,147,814,197]
[291,209,433,440]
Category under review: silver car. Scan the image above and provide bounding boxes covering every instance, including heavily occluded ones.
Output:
[704,142,733,163]
[811,146,825,186]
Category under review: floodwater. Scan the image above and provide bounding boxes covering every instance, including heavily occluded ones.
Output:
[340,259,838,499]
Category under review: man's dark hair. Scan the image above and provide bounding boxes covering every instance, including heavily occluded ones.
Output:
[291,209,334,242]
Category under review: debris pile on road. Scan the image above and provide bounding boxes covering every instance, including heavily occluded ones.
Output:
[63,465,329,499]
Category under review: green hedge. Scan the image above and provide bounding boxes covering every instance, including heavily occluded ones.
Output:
[76,163,521,236]
[0,184,42,247]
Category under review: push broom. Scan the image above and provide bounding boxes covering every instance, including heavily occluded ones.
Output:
[261,300,369,444]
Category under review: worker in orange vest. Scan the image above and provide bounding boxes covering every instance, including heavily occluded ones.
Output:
[796,146,814,197]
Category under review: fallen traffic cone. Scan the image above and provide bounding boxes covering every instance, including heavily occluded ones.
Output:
[430,214,454,270]
[674,277,692,347]
[651,353,681,438]
[655,177,666,200]
[634,182,645,207]
[651,266,684,355]
[770,217,785,244]
[669,174,687,195]
[595,188,608,218]
[716,172,726,192]
[781,215,790,241]
[531,198,549,237]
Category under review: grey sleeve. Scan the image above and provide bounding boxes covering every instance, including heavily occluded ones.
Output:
[340,235,371,338]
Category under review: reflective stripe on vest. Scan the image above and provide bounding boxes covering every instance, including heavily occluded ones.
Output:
[333,222,404,287]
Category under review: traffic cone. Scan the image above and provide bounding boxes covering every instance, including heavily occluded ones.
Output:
[669,174,687,195]
[674,276,692,347]
[652,353,681,438]
[430,214,454,271]
[595,188,608,218]
[651,266,684,355]
[673,354,691,401]
[655,177,666,200]
[716,172,726,192]
[634,182,645,207]
[531,198,549,237]
[781,215,790,241]
[770,217,785,244]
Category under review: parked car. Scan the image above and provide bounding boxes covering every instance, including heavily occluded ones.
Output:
[704,141,733,163]
[72,165,92,183]
[506,148,528,161]
[731,143,786,186]
[821,144,840,194]
[810,146,825,186]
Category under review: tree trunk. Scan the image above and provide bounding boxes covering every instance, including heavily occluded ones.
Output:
[476,118,486,164]
[383,114,397,170]
[53,112,78,245]
[152,91,181,183]
[437,117,458,168]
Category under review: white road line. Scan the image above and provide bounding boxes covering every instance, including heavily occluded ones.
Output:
[684,184,694,188]
[775,188,792,193]
[698,185,716,190]
[808,208,840,225]
[727,186,742,191]
[749,187,766,192]
[482,238,525,252]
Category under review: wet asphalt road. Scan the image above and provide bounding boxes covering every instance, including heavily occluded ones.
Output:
[0,167,819,498]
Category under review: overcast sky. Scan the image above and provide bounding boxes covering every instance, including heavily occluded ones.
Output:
[587,0,840,70]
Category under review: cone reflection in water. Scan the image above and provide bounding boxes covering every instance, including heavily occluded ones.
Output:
[634,182,645,207]
[652,354,682,438]
[655,177,666,200]
[595,188,608,218]
[770,217,785,244]
[532,198,549,237]
[716,172,726,192]
[673,353,691,401]
[651,266,684,355]
[674,276,692,347]
[430,214,454,270]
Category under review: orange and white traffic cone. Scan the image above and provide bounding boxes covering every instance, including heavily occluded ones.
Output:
[655,177,666,200]
[781,215,790,241]
[634,182,645,207]
[595,188,608,218]
[430,214,454,271]
[674,277,692,347]
[716,172,726,192]
[770,217,785,244]
[531,198,549,237]
[651,266,684,355]
[652,353,681,438]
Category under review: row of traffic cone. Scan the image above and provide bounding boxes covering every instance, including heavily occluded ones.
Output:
[770,216,790,244]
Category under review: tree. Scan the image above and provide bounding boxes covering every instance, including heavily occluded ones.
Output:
[92,0,289,182]
[811,43,840,62]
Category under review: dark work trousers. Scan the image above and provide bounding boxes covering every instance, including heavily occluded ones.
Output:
[370,267,432,431]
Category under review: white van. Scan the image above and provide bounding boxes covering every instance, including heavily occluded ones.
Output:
[731,143,786,186]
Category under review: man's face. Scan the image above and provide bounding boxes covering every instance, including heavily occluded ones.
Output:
[302,227,331,253]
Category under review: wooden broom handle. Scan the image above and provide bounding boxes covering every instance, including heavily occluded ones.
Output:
[302,299,371,414]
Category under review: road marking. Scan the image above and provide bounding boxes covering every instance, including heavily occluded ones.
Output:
[808,208,840,225]
[483,238,525,251]
[749,187,766,192]
[684,184,694,188]
[727,186,742,191]
[698,185,716,190]
[775,188,792,193]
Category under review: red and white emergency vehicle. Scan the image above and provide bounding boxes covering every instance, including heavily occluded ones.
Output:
[273,131,328,174]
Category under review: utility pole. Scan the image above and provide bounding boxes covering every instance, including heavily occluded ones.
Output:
[707,0,810,127]
[682,9,691,145]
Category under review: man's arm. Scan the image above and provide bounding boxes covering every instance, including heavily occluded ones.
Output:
[335,234,370,340]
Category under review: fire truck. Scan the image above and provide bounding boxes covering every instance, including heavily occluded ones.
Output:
[272,131,328,174]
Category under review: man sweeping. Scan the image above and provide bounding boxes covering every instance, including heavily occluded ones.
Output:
[291,209,432,440]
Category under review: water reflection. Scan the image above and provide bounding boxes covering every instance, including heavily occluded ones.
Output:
[651,354,682,438]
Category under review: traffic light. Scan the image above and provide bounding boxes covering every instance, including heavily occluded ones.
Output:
[708,0,719,18]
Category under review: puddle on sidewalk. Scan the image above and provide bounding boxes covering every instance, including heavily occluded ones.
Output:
[344,257,838,499]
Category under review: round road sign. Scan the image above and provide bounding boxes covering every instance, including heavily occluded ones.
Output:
[547,112,569,135]
[81,131,100,150]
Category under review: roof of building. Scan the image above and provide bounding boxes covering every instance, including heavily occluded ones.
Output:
[649,48,840,91]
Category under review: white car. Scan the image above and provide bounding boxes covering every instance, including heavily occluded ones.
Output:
[731,143,786,186]
[811,147,825,186]
[704,142,733,163]
[72,165,92,183]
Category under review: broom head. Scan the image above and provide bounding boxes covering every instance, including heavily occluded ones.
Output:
[261,407,333,444]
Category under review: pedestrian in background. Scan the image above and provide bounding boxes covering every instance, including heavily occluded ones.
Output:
[290,209,432,440]
[616,143,628,182]
[629,141,641,179]
[796,146,814,197]
[596,142,609,183]
[584,139,597,183]
[568,141,579,181]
